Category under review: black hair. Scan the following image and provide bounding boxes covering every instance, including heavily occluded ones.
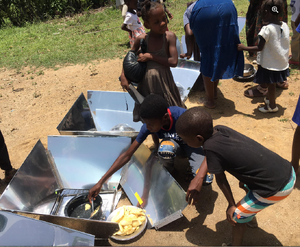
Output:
[140,0,162,23]
[262,0,283,16]
[139,94,168,119]
[176,107,213,141]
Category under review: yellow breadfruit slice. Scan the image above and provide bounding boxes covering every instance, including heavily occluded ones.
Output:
[85,203,91,211]
[119,218,132,226]
[132,220,140,227]
[111,207,125,223]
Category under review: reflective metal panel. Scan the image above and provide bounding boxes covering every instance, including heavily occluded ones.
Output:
[177,58,200,70]
[238,17,246,34]
[87,90,135,112]
[95,109,141,132]
[120,144,188,229]
[0,140,60,213]
[57,93,96,135]
[87,90,142,136]
[47,135,131,190]
[0,211,94,246]
[171,67,200,102]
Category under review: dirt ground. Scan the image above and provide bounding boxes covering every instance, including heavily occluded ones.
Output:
[0,56,300,246]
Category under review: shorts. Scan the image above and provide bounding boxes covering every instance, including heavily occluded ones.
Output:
[233,169,296,223]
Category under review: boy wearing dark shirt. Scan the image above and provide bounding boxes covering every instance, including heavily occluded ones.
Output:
[89,94,210,204]
[176,107,295,246]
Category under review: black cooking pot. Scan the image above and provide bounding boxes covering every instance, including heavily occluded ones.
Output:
[64,193,102,220]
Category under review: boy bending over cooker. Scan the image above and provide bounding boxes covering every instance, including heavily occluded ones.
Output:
[175,107,295,246]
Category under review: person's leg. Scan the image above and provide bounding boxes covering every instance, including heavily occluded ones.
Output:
[259,83,278,113]
[0,130,17,183]
[0,130,13,171]
[291,125,300,174]
[232,223,247,246]
[121,4,128,20]
[202,74,216,109]
[267,83,276,109]
[290,21,300,64]
[214,80,219,99]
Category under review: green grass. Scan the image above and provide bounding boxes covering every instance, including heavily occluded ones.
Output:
[0,0,250,70]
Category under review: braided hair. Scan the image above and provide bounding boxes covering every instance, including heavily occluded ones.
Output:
[140,0,162,23]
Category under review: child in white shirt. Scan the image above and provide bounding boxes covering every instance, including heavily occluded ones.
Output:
[238,0,289,113]
[121,0,146,47]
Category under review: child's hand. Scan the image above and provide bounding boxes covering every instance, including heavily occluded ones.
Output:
[138,53,152,62]
[186,175,203,205]
[226,205,237,226]
[237,43,246,51]
[120,73,130,91]
[180,53,192,59]
[88,182,102,204]
[167,12,173,20]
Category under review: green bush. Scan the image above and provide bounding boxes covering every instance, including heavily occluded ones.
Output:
[0,0,109,27]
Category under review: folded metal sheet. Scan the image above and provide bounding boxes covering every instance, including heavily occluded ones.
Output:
[0,136,130,213]
[47,135,131,190]
[0,140,60,214]
[171,67,200,102]
[87,90,142,136]
[56,93,97,136]
[0,211,94,246]
[120,144,188,229]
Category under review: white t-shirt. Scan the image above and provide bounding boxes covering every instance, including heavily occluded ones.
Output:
[123,10,144,31]
[291,0,300,22]
[257,22,289,71]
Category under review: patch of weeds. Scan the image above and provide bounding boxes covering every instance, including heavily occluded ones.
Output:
[0,94,2,97]
[218,82,222,86]
[30,76,34,80]
[88,64,98,76]
[278,118,289,123]
[27,70,33,74]
[289,91,295,96]
[33,91,41,98]
[243,114,251,117]
[0,86,3,89]
[37,70,44,76]
[54,68,60,71]
[21,73,25,77]
[32,81,37,85]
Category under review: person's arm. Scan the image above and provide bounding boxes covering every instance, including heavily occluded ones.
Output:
[237,35,266,52]
[180,23,194,59]
[186,157,208,205]
[215,172,237,226]
[163,4,173,20]
[137,31,178,67]
[151,134,160,151]
[121,23,132,35]
[88,140,141,203]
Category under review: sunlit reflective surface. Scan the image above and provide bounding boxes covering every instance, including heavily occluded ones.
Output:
[120,144,188,229]
[0,211,94,246]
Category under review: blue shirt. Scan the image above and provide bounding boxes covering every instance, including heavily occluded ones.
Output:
[135,106,186,144]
